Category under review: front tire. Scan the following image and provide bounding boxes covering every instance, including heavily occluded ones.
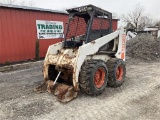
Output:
[79,60,108,95]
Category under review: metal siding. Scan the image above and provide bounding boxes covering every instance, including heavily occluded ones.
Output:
[14,9,24,61]
[1,9,11,63]
[0,7,118,64]
[66,17,112,40]
[92,18,110,30]
[20,10,27,60]
[10,9,17,61]
[66,17,86,39]
[26,11,34,59]
[112,20,118,31]
[0,8,68,63]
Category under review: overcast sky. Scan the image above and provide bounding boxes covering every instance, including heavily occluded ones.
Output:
[16,0,160,26]
[30,0,160,17]
[28,0,160,25]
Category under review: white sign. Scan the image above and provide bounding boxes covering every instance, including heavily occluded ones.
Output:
[36,20,64,39]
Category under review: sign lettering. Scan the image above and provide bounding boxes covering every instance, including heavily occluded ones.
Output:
[36,20,64,39]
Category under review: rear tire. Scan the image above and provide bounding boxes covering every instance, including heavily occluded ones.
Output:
[79,60,108,95]
[107,58,126,87]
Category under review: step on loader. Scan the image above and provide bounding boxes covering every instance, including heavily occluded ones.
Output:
[35,5,126,102]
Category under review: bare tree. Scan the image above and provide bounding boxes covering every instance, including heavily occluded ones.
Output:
[18,0,35,7]
[112,13,118,19]
[122,4,145,31]
[0,0,35,7]
[26,1,35,7]
[0,0,17,4]
[19,0,27,6]
[153,19,160,27]
[138,15,154,30]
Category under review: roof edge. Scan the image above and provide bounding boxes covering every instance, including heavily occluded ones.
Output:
[0,3,68,14]
[0,3,119,20]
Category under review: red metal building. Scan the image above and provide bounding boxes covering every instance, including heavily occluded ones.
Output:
[0,4,118,64]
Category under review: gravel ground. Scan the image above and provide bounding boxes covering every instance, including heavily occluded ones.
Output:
[0,59,160,120]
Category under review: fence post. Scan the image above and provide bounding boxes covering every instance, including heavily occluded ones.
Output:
[35,39,40,60]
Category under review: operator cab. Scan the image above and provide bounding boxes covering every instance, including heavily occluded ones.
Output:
[64,4,113,48]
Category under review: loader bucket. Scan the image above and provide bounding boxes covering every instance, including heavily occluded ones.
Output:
[34,80,78,102]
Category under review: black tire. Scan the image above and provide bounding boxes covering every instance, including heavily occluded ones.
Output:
[107,58,126,87]
[79,60,108,95]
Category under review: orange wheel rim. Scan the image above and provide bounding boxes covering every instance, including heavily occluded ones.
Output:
[116,65,123,81]
[94,68,105,88]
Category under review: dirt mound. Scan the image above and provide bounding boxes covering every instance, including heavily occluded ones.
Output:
[126,34,160,61]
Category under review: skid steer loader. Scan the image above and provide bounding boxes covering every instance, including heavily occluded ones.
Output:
[35,5,126,102]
